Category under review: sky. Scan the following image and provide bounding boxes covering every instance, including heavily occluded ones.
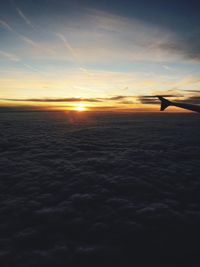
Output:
[0,0,200,111]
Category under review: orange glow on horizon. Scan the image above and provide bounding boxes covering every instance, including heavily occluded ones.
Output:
[0,100,193,113]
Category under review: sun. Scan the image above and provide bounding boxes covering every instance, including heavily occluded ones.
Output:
[73,104,88,112]
[75,106,86,112]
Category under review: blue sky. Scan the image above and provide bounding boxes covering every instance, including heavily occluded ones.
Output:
[0,0,200,110]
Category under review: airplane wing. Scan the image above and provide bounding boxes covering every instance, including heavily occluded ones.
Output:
[157,96,200,113]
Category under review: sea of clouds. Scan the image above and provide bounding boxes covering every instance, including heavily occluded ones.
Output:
[0,111,200,267]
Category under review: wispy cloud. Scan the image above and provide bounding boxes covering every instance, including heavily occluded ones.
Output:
[2,92,200,109]
[56,32,78,61]
[1,95,173,106]
[0,18,54,57]
[0,19,50,75]
[0,48,44,75]
[138,95,179,105]
[16,7,34,29]
[0,95,131,103]
[22,63,45,75]
[2,8,199,64]
[21,36,40,48]
[0,19,36,47]
[0,19,14,32]
[56,32,92,76]
[182,89,200,93]
[137,91,200,105]
[173,96,200,104]
[54,9,180,63]
[158,30,200,62]
[107,96,127,100]
[0,97,102,103]
[0,50,20,61]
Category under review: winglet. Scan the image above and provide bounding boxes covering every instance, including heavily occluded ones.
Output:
[157,96,171,111]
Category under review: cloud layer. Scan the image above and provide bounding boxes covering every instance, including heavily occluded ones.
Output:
[0,112,200,266]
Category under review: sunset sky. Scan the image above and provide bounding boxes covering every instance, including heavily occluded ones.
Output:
[0,0,200,111]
